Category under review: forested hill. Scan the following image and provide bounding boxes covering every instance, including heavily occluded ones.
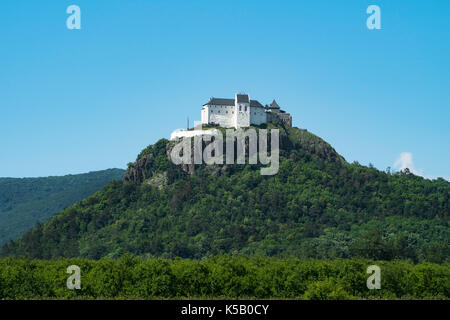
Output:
[0,169,125,245]
[2,126,448,262]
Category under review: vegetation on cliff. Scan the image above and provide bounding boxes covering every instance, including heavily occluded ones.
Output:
[1,126,448,262]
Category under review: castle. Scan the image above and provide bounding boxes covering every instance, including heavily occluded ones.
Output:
[170,93,292,140]
[201,93,292,128]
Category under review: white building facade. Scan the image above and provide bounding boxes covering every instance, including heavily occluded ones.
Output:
[171,93,292,140]
[201,94,267,128]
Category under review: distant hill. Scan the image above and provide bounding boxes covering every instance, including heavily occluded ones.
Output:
[0,169,125,245]
[2,126,448,262]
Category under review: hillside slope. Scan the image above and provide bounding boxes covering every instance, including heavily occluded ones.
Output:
[0,168,125,245]
[2,126,448,262]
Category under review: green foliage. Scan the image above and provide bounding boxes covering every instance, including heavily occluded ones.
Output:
[0,169,125,246]
[1,126,449,262]
[0,256,448,299]
[303,279,352,300]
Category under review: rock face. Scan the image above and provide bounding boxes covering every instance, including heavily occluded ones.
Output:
[280,127,345,164]
[123,139,185,184]
[123,154,153,183]
[123,126,345,184]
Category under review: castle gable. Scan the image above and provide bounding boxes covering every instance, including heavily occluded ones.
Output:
[236,94,250,103]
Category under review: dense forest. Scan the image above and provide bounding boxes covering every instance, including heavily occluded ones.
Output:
[0,169,125,245]
[1,126,448,262]
[0,255,448,299]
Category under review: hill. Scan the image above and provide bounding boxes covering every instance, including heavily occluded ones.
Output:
[1,126,448,262]
[0,168,125,245]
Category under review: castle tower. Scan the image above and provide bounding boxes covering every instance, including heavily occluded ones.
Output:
[267,99,292,127]
[269,100,281,112]
[235,93,250,128]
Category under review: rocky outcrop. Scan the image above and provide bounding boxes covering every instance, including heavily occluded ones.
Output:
[282,127,345,164]
[123,126,345,184]
[123,154,154,183]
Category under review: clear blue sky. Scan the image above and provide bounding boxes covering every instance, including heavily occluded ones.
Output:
[1,0,449,179]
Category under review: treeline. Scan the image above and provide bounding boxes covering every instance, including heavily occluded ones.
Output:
[0,168,125,246]
[0,255,448,299]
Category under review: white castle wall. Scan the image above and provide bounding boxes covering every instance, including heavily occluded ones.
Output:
[250,107,267,125]
[202,105,268,128]
[170,128,221,140]
[203,105,236,128]
[201,108,208,124]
